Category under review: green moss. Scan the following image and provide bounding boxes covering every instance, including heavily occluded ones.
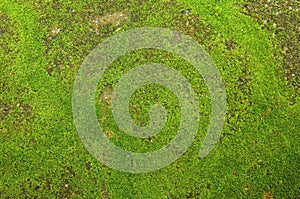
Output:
[0,0,299,198]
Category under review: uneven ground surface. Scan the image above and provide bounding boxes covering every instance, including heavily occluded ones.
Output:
[0,0,299,198]
[240,0,299,98]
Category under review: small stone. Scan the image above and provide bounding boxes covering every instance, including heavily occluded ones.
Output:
[263,20,267,25]
[180,9,192,15]
[51,27,60,36]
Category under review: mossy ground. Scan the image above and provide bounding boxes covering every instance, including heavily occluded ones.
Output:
[0,0,299,198]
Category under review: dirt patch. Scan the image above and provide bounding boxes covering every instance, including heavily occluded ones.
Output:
[263,192,273,199]
[101,183,110,199]
[90,9,130,35]
[0,13,20,56]
[1,104,11,118]
[239,0,300,90]
[99,85,113,105]
[0,102,32,125]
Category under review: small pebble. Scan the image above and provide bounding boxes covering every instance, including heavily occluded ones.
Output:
[180,9,192,15]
